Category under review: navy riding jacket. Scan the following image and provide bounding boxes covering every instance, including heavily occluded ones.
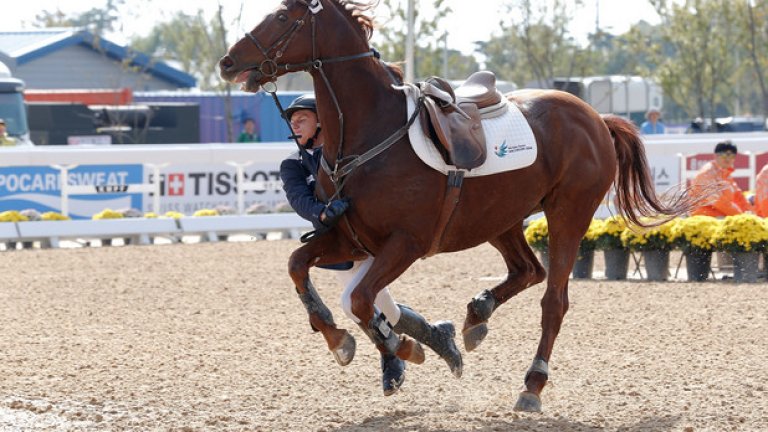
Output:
[279,142,326,231]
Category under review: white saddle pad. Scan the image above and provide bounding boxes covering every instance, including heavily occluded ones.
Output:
[400,84,538,177]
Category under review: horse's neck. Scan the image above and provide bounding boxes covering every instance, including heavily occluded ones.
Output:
[311,62,403,159]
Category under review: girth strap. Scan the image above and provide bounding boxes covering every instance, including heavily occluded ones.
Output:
[427,170,465,257]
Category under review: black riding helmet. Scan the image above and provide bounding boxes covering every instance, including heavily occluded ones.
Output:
[284,94,317,120]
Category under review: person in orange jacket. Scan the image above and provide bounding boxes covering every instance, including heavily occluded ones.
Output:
[755,164,768,217]
[690,140,753,217]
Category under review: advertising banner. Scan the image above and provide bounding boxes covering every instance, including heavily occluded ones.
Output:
[145,163,285,215]
[648,156,681,192]
[0,164,144,219]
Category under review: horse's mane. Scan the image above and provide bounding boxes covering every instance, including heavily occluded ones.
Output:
[334,0,377,40]
[330,1,402,82]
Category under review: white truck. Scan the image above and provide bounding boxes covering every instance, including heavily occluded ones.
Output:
[553,75,663,124]
[0,61,33,146]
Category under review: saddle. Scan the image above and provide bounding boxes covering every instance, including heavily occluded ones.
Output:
[418,71,507,170]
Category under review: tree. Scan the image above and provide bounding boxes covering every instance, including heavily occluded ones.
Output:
[130,10,228,91]
[131,3,243,140]
[648,0,741,122]
[589,21,660,76]
[34,0,125,36]
[372,0,479,80]
[743,0,768,118]
[477,0,590,89]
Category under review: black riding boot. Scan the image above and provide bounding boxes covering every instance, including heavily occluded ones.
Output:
[380,352,406,396]
[392,304,463,378]
[361,312,408,396]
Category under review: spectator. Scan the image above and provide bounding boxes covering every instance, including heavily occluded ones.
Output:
[755,164,768,217]
[690,140,753,217]
[640,108,666,135]
[237,118,259,142]
[0,118,16,146]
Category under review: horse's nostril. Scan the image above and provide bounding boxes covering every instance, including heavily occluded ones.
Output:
[220,56,235,71]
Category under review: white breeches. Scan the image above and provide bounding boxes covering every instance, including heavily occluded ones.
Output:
[337,256,401,325]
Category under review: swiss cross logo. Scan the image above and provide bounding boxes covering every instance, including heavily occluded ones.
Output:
[167,173,185,196]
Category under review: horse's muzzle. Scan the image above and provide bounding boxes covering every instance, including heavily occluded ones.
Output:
[218,55,237,79]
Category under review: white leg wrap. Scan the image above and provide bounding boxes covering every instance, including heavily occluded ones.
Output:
[338,256,401,325]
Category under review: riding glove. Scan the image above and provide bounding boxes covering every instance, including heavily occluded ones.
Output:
[321,199,350,227]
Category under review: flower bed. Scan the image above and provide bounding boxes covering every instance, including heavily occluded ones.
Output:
[620,218,677,252]
[524,217,548,251]
[670,216,718,254]
[712,214,768,253]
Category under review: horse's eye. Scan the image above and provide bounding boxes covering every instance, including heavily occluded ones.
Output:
[277,13,288,22]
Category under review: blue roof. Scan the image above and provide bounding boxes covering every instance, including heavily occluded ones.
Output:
[0,29,196,88]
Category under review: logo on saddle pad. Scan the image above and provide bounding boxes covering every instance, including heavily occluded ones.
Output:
[494,140,534,158]
[402,84,538,178]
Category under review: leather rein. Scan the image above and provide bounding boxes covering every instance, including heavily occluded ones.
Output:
[246,0,422,253]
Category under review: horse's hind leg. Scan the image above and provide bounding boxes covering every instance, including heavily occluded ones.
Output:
[288,235,358,366]
[463,223,546,351]
[514,196,600,412]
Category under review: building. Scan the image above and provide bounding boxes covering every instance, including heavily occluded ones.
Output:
[134,91,303,143]
[0,28,195,91]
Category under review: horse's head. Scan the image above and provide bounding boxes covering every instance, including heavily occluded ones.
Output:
[219,0,374,93]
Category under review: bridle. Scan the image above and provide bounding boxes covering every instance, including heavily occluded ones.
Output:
[243,0,422,251]
[242,0,376,85]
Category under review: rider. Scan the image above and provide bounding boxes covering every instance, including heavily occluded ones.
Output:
[279,94,462,396]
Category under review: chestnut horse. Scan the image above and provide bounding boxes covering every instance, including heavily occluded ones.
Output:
[219,0,690,411]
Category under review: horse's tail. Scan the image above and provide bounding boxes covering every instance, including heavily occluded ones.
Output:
[603,114,693,226]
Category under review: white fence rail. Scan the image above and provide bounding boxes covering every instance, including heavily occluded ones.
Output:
[2,214,312,249]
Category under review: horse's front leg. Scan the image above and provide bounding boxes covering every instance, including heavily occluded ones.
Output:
[288,234,358,366]
[348,235,425,365]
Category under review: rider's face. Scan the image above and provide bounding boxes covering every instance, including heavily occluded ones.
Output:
[290,109,319,146]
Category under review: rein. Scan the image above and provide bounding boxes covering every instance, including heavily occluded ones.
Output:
[250,0,418,252]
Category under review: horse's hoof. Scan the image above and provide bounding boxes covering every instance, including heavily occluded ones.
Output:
[331,331,356,366]
[462,323,488,352]
[396,337,425,365]
[513,391,542,412]
[433,321,463,378]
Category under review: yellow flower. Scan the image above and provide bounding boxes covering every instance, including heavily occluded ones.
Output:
[593,216,629,249]
[579,219,603,250]
[164,211,184,219]
[621,218,677,251]
[40,212,70,221]
[92,209,124,220]
[144,212,159,219]
[524,217,548,250]
[670,216,718,252]
[0,211,29,222]
[712,214,768,252]
[193,209,219,217]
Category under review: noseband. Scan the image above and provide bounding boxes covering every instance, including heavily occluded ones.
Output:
[243,7,311,81]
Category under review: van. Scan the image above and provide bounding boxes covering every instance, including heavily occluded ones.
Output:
[0,61,33,146]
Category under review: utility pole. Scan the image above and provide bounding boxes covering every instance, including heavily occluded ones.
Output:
[595,0,600,35]
[441,31,448,79]
[405,0,415,83]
